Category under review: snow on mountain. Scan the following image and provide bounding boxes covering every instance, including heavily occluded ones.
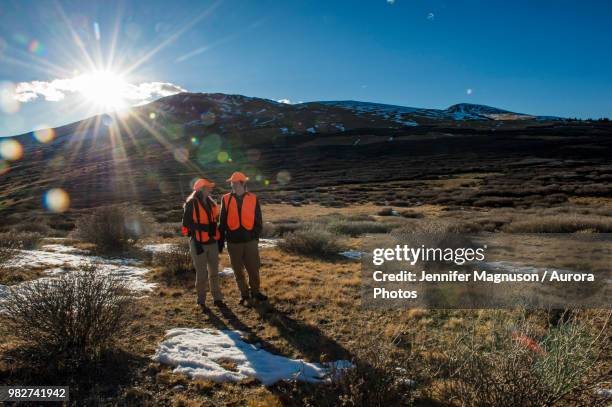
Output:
[120,93,565,141]
[314,100,553,123]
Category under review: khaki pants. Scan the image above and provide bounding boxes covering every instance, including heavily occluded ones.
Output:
[189,239,222,304]
[227,240,261,297]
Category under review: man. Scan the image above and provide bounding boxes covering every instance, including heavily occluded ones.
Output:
[219,171,267,306]
[181,178,223,309]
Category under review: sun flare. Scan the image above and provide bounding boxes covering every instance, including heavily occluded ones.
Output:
[77,70,129,111]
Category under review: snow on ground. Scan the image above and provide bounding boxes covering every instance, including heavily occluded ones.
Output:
[219,267,234,277]
[141,239,279,254]
[154,328,351,385]
[339,250,364,260]
[142,243,179,253]
[0,244,156,300]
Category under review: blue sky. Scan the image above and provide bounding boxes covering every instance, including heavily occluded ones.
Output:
[1,0,611,136]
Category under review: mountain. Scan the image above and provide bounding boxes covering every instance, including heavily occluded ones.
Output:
[2,92,604,221]
[147,93,561,138]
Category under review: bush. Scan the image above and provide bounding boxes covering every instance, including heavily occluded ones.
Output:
[328,220,391,236]
[268,220,301,237]
[153,243,193,284]
[74,205,154,252]
[1,266,133,362]
[377,207,395,216]
[399,210,423,219]
[503,214,612,233]
[0,230,42,254]
[432,313,610,406]
[278,228,342,259]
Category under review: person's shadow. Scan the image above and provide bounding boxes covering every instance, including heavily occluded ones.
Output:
[203,302,350,363]
[252,301,350,362]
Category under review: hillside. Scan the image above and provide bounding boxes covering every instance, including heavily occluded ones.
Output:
[0,93,610,224]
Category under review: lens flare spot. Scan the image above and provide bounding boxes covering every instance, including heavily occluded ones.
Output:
[277,170,291,185]
[28,39,45,55]
[33,127,55,143]
[0,160,9,175]
[173,147,189,163]
[0,82,20,114]
[255,174,263,182]
[191,136,200,146]
[264,179,270,186]
[217,151,229,163]
[44,188,70,213]
[0,139,23,161]
[149,112,156,120]
[196,134,222,164]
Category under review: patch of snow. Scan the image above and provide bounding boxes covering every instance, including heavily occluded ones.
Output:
[142,243,179,253]
[258,238,279,249]
[596,388,612,398]
[398,119,418,127]
[339,250,364,260]
[306,127,316,134]
[153,328,351,385]
[141,239,278,254]
[2,245,156,296]
[40,244,88,254]
[219,267,234,278]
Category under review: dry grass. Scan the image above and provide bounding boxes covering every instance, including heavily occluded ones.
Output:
[0,201,610,405]
[503,214,612,233]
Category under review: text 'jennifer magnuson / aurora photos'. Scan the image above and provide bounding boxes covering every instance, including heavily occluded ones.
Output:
[361,233,611,309]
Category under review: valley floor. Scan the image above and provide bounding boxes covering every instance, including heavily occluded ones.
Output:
[0,202,611,406]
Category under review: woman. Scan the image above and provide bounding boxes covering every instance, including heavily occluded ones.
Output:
[219,171,267,306]
[181,178,223,309]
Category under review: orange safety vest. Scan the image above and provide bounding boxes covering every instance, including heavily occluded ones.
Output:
[191,198,221,243]
[222,192,257,231]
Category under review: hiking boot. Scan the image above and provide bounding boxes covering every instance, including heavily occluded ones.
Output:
[252,292,268,301]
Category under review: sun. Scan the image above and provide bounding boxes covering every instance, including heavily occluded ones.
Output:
[77,70,129,111]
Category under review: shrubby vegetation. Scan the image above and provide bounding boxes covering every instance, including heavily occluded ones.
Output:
[430,312,610,406]
[152,242,193,285]
[1,266,133,364]
[279,227,343,259]
[73,205,154,252]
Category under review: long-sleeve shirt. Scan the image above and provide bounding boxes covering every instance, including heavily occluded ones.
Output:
[182,194,218,245]
[219,192,262,243]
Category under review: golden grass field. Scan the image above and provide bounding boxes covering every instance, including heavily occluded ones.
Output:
[2,199,610,406]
